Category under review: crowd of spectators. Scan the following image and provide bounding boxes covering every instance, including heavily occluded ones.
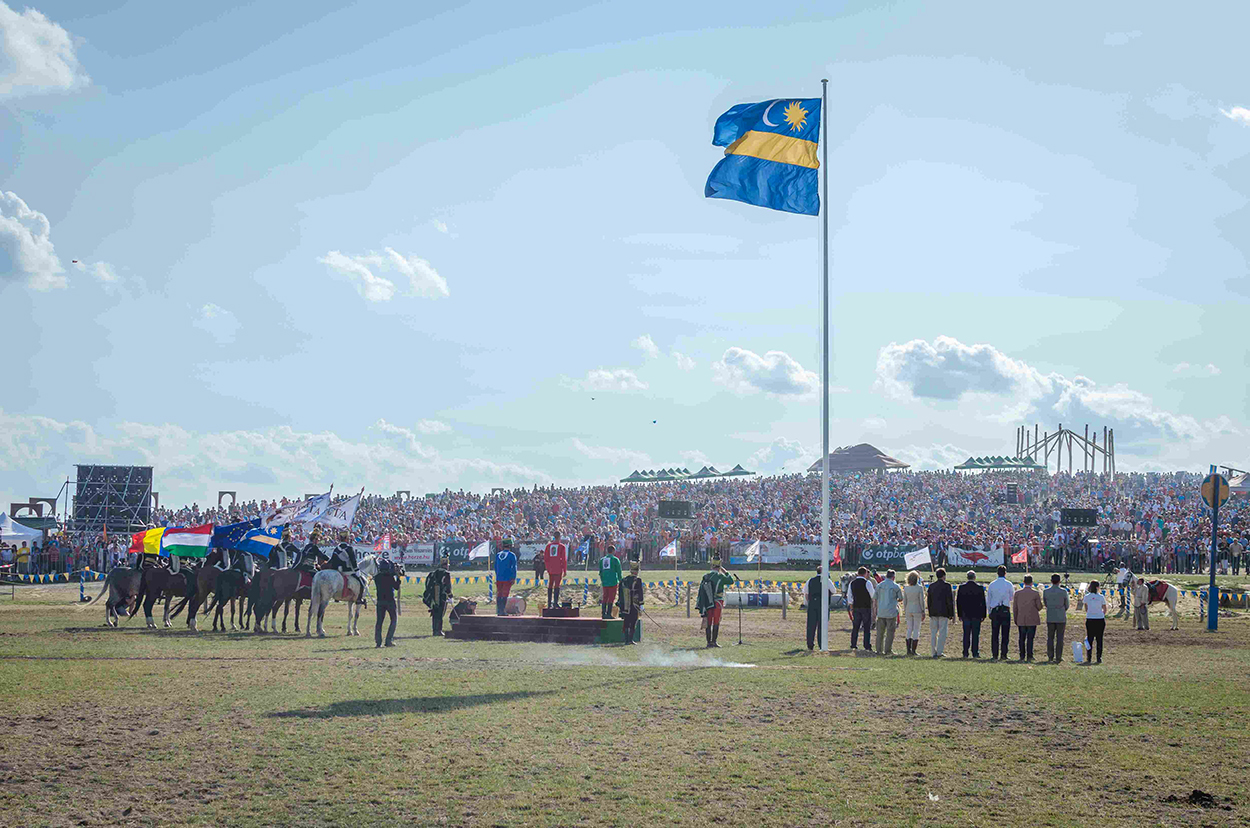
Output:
[11,468,1249,576]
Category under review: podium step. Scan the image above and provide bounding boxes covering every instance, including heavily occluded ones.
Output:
[448,614,627,644]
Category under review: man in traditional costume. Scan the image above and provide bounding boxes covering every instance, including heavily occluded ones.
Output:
[695,556,735,648]
[423,555,454,636]
[617,560,644,644]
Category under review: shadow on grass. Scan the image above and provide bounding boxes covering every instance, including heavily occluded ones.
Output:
[269,689,559,718]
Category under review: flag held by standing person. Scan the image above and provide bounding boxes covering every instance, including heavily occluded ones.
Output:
[904,546,931,570]
[705,97,822,216]
[832,542,842,565]
[744,540,761,562]
[660,540,678,559]
[469,540,491,560]
[161,524,212,558]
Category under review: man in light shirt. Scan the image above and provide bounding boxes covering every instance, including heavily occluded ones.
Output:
[873,569,902,656]
[986,565,1015,662]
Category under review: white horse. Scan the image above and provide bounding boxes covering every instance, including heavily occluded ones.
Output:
[306,554,377,638]
[1126,573,1180,630]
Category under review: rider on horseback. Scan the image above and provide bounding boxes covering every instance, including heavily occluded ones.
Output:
[327,531,365,606]
[272,529,300,569]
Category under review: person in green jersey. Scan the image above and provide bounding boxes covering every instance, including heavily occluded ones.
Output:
[695,556,735,648]
[598,544,623,619]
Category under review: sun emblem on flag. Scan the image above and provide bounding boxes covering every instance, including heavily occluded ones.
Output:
[783,101,808,132]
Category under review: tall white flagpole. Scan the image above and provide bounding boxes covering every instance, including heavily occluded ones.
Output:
[819,78,831,652]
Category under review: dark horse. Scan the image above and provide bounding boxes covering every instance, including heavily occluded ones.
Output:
[134,563,198,629]
[205,553,254,632]
[169,549,226,632]
[267,547,326,633]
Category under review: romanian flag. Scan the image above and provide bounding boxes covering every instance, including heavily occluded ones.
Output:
[128,528,165,556]
[161,524,213,558]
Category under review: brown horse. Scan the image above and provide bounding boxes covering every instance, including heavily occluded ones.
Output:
[205,553,253,632]
[267,567,317,633]
[169,549,225,632]
[135,564,197,628]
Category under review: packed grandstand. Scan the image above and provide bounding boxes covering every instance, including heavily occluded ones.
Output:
[7,468,1234,578]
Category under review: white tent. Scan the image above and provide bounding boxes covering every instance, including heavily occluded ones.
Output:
[0,513,41,544]
[1230,473,1250,495]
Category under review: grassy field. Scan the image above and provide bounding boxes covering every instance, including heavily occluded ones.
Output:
[1,578,1248,827]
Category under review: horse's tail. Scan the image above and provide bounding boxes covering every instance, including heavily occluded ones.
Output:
[86,575,111,605]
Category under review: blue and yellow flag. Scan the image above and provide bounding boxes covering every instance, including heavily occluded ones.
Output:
[705,97,821,216]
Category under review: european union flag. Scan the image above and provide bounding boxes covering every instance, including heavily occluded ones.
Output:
[705,97,821,216]
[210,517,261,549]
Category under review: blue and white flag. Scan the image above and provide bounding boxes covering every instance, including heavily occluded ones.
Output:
[660,540,678,559]
[469,540,491,560]
[210,518,261,549]
[576,539,590,559]
[237,526,283,558]
[293,489,333,526]
[317,488,363,530]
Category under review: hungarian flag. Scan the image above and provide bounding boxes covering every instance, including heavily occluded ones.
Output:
[161,524,213,558]
[1011,547,1028,564]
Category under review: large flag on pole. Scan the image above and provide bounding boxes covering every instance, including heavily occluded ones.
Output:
[318,488,364,529]
[469,540,491,560]
[705,98,822,215]
[293,489,333,526]
[161,524,212,558]
[743,540,761,562]
[904,546,932,570]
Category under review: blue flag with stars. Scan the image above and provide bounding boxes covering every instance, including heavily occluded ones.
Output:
[705,97,821,216]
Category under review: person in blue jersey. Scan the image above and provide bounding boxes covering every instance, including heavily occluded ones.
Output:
[493,540,518,616]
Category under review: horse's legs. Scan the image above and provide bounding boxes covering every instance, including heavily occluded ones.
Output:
[295,598,302,633]
[317,599,327,638]
[281,599,290,633]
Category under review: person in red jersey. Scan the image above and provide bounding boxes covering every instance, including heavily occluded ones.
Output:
[543,529,568,608]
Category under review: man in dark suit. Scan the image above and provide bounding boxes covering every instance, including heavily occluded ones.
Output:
[956,570,986,659]
[805,565,834,651]
[925,567,955,658]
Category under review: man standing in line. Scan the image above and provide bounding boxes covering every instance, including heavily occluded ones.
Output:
[617,561,644,644]
[847,566,875,652]
[1011,574,1043,662]
[543,530,567,609]
[805,565,834,651]
[927,568,955,658]
[873,569,903,656]
[493,540,518,616]
[695,556,735,648]
[1043,573,1069,663]
[986,565,1015,662]
[598,544,622,619]
[423,555,454,636]
[373,554,401,648]
[956,571,986,659]
[1133,575,1150,631]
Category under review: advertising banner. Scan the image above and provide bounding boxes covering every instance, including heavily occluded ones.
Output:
[946,546,1005,568]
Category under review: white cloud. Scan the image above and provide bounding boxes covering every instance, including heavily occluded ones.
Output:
[862,416,887,431]
[193,303,240,344]
[673,351,696,371]
[431,219,449,234]
[572,368,648,393]
[0,190,65,289]
[632,334,660,359]
[1103,30,1141,46]
[892,443,971,470]
[1220,106,1250,126]
[415,419,450,435]
[712,347,819,398]
[748,437,813,472]
[875,335,1216,451]
[73,258,121,290]
[571,438,652,468]
[0,3,90,97]
[1174,362,1221,376]
[318,247,448,302]
[679,449,711,467]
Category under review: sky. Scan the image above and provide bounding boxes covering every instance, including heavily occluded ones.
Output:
[1,1,1247,509]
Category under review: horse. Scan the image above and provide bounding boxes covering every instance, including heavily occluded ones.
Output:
[204,554,254,632]
[247,560,280,633]
[86,566,142,627]
[1126,573,1180,630]
[268,565,317,633]
[168,549,227,632]
[135,563,198,628]
[306,554,378,638]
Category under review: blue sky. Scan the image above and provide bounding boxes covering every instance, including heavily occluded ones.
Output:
[2,1,1247,508]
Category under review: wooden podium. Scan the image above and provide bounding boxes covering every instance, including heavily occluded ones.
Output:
[541,606,580,618]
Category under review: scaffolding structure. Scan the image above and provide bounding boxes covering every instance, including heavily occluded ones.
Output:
[69,465,153,533]
[1015,423,1116,478]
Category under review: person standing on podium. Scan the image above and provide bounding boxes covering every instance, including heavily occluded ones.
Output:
[543,530,568,609]
[493,540,517,616]
[598,544,622,619]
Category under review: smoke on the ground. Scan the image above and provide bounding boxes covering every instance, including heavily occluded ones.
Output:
[544,646,755,669]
